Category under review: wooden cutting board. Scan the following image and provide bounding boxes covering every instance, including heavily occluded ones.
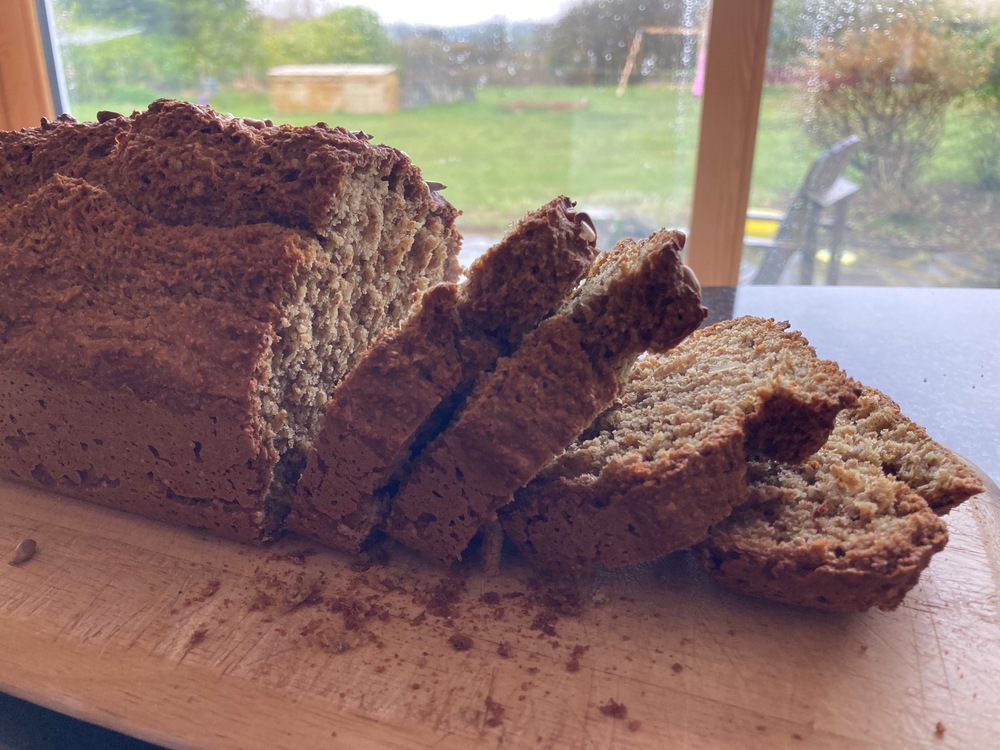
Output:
[1,471,998,750]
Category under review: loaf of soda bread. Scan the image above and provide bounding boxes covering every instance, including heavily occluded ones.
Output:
[288,197,599,550]
[0,102,460,541]
[385,230,706,563]
[695,387,984,612]
[500,317,861,573]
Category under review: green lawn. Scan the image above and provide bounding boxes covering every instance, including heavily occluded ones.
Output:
[70,85,700,232]
[67,84,990,239]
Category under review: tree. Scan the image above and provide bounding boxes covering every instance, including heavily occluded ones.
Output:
[803,1,981,195]
[57,0,263,93]
[970,19,1000,190]
[544,0,707,86]
[767,0,814,75]
[263,7,392,67]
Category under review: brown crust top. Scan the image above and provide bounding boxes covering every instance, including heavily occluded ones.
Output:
[1,99,458,237]
[569,230,706,366]
[1,175,316,310]
[0,114,127,206]
[459,196,598,343]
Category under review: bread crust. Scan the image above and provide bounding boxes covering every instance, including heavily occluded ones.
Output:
[502,418,747,572]
[289,283,465,548]
[387,315,622,560]
[1,369,277,540]
[1,102,461,540]
[501,317,861,573]
[0,179,298,540]
[696,492,949,613]
[1,100,459,248]
[289,197,598,551]
[699,514,948,612]
[387,230,706,563]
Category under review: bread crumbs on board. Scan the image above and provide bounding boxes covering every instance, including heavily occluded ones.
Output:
[448,632,474,651]
[9,538,37,566]
[599,699,628,719]
[484,697,505,728]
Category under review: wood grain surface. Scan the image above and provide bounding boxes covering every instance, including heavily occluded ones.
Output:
[1,471,998,750]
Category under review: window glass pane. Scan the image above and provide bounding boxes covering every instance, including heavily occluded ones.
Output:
[50,0,710,264]
[746,0,1000,286]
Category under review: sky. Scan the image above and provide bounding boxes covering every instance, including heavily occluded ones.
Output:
[254,1,574,27]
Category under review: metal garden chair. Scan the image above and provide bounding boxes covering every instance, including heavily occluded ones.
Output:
[748,135,862,285]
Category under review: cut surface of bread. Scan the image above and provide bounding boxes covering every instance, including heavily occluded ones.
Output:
[501,317,861,573]
[287,197,599,551]
[695,387,985,612]
[0,102,460,541]
[842,391,986,515]
[386,229,707,563]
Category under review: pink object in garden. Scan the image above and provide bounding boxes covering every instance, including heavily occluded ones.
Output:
[692,46,707,97]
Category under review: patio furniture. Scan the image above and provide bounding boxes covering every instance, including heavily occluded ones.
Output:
[748,135,861,285]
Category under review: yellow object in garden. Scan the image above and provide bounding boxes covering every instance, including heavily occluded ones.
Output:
[816,248,859,266]
[745,209,783,240]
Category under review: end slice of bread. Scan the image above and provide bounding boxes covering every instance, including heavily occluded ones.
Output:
[695,387,984,612]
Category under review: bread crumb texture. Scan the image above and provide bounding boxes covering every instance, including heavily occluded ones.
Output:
[697,387,984,612]
[288,197,598,552]
[502,316,860,573]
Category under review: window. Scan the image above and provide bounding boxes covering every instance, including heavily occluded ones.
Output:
[14,0,998,287]
[44,0,713,269]
[743,0,1000,286]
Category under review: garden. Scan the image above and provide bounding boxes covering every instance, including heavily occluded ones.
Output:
[53,0,1000,286]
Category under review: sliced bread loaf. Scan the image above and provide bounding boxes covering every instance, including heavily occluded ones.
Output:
[695,387,984,612]
[500,317,861,573]
[385,229,707,563]
[288,197,599,550]
[0,103,459,541]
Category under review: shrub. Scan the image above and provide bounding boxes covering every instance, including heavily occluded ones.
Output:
[971,21,1000,190]
[804,3,981,196]
[263,8,392,69]
[56,0,264,96]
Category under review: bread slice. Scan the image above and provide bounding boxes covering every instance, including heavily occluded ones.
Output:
[0,102,459,541]
[385,229,707,563]
[500,317,861,573]
[288,197,599,550]
[695,387,985,612]
[840,389,984,515]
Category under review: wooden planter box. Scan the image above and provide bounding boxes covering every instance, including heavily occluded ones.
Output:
[267,64,399,115]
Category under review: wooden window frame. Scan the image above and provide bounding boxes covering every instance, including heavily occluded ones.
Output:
[688,0,773,286]
[2,0,771,286]
[0,0,56,130]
